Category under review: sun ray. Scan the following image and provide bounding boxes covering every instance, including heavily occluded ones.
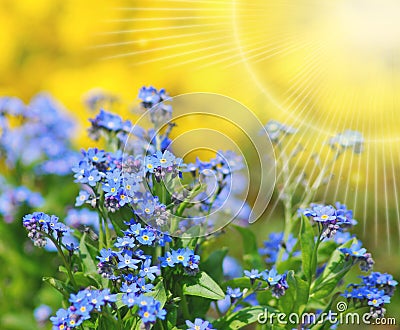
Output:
[98,22,231,35]
[100,32,245,60]
[90,28,233,49]
[168,36,270,69]
[203,33,307,69]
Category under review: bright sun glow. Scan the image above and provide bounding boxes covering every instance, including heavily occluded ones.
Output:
[234,0,400,140]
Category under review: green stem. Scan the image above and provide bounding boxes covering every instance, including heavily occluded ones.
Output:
[176,283,190,320]
[46,234,78,289]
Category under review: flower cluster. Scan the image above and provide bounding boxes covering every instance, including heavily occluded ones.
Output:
[343,272,398,318]
[22,212,71,247]
[50,289,117,328]
[138,86,171,127]
[96,220,170,280]
[159,247,200,275]
[0,94,78,175]
[121,294,166,327]
[262,120,297,142]
[185,318,215,330]
[244,268,289,298]
[0,179,43,222]
[259,232,300,264]
[88,109,132,142]
[329,130,364,154]
[339,240,375,272]
[301,202,356,239]
[144,150,181,182]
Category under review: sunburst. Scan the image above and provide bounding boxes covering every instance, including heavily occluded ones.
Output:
[93,0,400,250]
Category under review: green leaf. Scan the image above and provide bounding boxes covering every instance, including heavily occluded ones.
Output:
[213,306,273,329]
[181,225,201,249]
[279,271,309,315]
[311,238,356,299]
[166,305,178,329]
[43,277,74,299]
[79,233,98,277]
[201,248,228,283]
[233,225,263,269]
[145,280,167,307]
[300,216,316,281]
[222,277,260,290]
[182,271,225,300]
[73,272,98,288]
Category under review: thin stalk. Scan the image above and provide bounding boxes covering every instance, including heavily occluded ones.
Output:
[46,234,78,289]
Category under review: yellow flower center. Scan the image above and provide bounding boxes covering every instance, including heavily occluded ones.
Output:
[147,164,153,169]
[126,185,131,190]
[111,188,116,192]
[160,158,167,163]
[321,214,329,220]
[145,208,151,214]
[80,306,86,312]
[268,277,273,282]
[142,235,149,241]
[144,312,150,318]
[372,299,377,304]
[92,156,98,161]
[177,255,184,261]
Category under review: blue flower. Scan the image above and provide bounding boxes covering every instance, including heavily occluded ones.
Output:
[153,150,176,168]
[122,293,136,307]
[34,304,52,325]
[90,109,124,131]
[103,181,120,197]
[75,190,91,207]
[97,248,114,263]
[136,277,154,293]
[84,148,106,163]
[86,169,102,187]
[114,236,136,249]
[138,86,168,108]
[171,248,193,267]
[186,318,215,330]
[329,130,363,153]
[117,252,140,269]
[263,120,296,142]
[116,189,132,207]
[263,268,282,285]
[137,228,156,246]
[159,251,174,267]
[244,269,262,284]
[227,286,243,300]
[340,241,366,258]
[130,294,166,325]
[139,258,159,281]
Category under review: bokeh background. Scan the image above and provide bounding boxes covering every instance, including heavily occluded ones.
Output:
[0,0,399,328]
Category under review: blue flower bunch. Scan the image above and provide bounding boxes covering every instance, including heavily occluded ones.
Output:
[343,272,398,318]
[0,94,78,175]
[50,289,117,328]
[23,212,71,247]
[0,176,43,222]
[17,92,397,329]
